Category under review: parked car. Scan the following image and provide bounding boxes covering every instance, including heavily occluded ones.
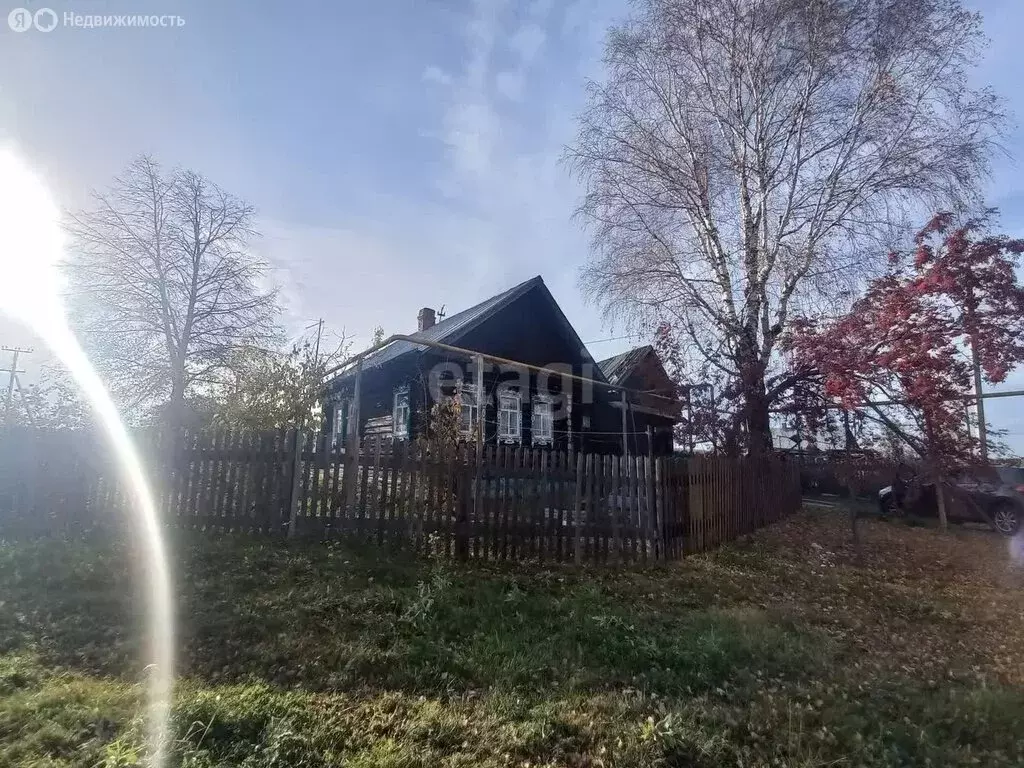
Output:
[995,466,1024,494]
[878,467,1023,535]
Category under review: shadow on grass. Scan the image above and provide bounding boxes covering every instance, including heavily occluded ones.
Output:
[3,526,1024,767]
[0,532,826,700]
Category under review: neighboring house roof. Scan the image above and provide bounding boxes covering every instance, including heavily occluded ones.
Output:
[597,344,682,421]
[597,345,655,387]
[329,275,608,384]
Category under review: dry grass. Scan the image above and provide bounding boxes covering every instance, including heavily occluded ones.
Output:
[1,506,1023,766]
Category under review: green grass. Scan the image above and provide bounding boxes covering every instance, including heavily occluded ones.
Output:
[2,509,1024,766]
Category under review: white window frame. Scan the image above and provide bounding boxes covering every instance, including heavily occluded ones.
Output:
[392,386,410,440]
[531,395,554,446]
[497,389,522,444]
[458,384,478,439]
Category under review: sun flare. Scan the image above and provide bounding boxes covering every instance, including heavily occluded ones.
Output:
[0,146,174,767]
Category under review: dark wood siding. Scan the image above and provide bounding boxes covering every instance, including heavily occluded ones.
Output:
[324,281,678,455]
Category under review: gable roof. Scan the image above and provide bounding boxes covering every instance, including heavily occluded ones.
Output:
[597,345,655,386]
[330,275,608,382]
[597,344,682,420]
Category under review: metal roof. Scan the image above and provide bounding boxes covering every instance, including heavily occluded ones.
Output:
[597,345,654,386]
[334,275,545,376]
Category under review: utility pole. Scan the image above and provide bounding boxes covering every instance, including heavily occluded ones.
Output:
[971,348,988,461]
[1,346,32,422]
[964,295,988,461]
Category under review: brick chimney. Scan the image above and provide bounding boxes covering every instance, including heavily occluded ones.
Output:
[417,307,436,332]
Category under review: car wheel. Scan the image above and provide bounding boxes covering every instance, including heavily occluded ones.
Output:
[991,500,1021,536]
[879,495,900,519]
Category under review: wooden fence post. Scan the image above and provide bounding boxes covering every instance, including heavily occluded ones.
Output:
[344,360,363,517]
[640,456,651,559]
[457,444,472,561]
[654,457,664,561]
[318,430,330,531]
[0,424,799,560]
[287,428,304,538]
[573,451,585,564]
[470,354,484,560]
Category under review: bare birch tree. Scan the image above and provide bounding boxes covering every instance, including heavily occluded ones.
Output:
[567,0,1006,453]
[64,156,278,427]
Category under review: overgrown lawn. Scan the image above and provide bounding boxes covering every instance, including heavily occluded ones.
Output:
[2,508,1023,766]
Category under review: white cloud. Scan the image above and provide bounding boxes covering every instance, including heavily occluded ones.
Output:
[416,0,598,312]
[495,70,526,101]
[462,0,507,89]
[509,23,547,65]
[422,65,453,87]
[442,100,501,184]
[493,23,546,104]
[311,0,628,357]
[430,1,508,195]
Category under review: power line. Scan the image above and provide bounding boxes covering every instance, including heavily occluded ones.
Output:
[784,389,1024,411]
[583,334,644,345]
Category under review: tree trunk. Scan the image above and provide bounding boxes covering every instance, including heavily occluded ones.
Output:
[738,339,773,456]
[167,368,186,434]
[849,496,864,565]
[744,377,773,456]
[935,480,948,530]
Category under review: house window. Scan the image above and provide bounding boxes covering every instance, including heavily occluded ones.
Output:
[498,390,521,443]
[459,385,478,438]
[332,399,349,448]
[393,387,410,440]
[532,397,553,445]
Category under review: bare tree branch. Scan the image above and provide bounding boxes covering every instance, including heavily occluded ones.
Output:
[64,156,279,426]
[567,0,1005,452]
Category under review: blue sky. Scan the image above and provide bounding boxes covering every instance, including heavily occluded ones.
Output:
[0,0,622,347]
[1,0,1023,448]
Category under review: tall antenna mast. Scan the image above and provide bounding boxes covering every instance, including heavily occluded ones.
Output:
[1,346,33,422]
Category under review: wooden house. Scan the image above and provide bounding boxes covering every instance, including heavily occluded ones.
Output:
[596,345,681,455]
[323,276,680,455]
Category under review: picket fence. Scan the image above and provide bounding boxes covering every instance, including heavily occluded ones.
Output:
[0,428,801,562]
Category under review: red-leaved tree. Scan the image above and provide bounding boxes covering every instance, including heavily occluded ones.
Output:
[785,214,1024,523]
[911,213,1024,458]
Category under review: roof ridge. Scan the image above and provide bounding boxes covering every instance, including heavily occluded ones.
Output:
[332,275,547,374]
[596,344,656,385]
[596,344,652,365]
[420,274,542,343]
